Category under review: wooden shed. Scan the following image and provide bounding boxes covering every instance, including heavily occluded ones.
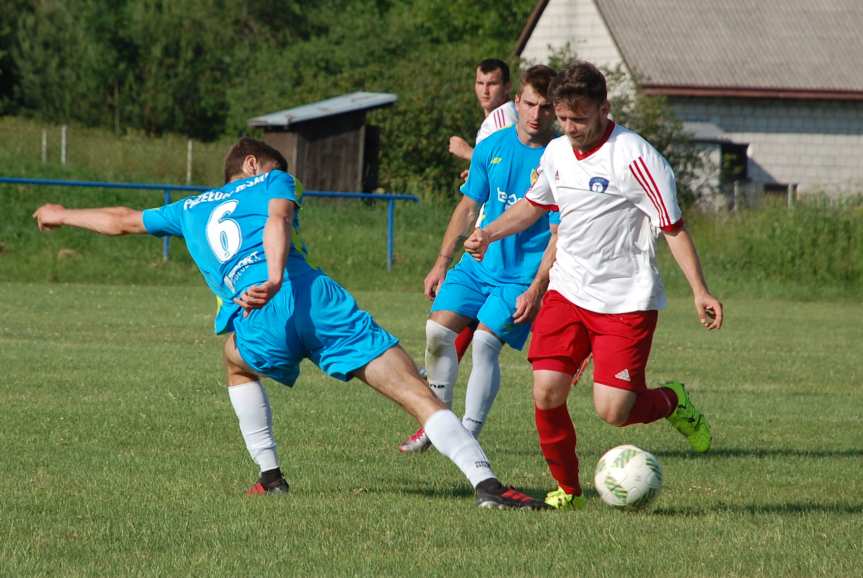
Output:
[248,91,397,192]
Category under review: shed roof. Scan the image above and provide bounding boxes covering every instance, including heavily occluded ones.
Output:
[517,0,863,99]
[249,91,397,128]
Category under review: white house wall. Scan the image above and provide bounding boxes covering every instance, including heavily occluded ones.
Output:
[672,97,863,194]
[521,0,623,68]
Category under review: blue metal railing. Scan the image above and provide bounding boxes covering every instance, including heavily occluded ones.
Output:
[1,176,418,271]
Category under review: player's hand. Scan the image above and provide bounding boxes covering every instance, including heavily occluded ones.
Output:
[423,261,449,301]
[33,204,66,231]
[448,136,472,160]
[234,279,282,316]
[464,228,490,261]
[459,169,469,182]
[694,292,723,330]
[513,286,542,324]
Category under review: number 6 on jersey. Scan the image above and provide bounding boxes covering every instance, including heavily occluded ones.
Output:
[207,200,243,262]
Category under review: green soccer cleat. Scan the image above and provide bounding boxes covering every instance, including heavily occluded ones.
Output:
[544,486,587,510]
[663,380,711,453]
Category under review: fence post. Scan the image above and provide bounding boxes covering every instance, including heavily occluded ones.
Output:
[162,190,172,260]
[787,183,797,209]
[60,125,67,165]
[733,181,740,212]
[41,130,47,163]
[386,199,395,271]
[186,140,193,184]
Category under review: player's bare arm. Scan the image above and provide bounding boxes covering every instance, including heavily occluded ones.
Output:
[448,136,474,162]
[424,195,478,300]
[663,226,724,330]
[513,224,558,324]
[33,204,146,235]
[234,198,296,313]
[464,197,546,260]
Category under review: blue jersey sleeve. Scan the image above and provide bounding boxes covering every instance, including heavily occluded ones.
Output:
[142,198,186,237]
[463,140,492,204]
[266,170,301,206]
[549,209,561,225]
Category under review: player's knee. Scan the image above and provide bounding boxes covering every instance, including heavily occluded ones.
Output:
[594,401,629,426]
[532,381,567,409]
[472,329,503,358]
[425,319,457,357]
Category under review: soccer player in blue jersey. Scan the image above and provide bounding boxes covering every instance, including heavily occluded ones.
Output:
[32,137,547,509]
[399,66,560,452]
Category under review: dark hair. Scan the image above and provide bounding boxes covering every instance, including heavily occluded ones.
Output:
[549,60,607,108]
[519,64,556,99]
[223,137,288,183]
[477,58,510,85]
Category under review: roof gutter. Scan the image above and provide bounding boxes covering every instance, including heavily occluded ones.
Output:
[643,85,863,101]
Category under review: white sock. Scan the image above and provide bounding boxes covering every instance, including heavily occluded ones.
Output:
[425,319,459,408]
[423,409,496,488]
[227,381,279,473]
[462,330,503,438]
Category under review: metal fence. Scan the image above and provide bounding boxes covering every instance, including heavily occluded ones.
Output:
[1,176,418,271]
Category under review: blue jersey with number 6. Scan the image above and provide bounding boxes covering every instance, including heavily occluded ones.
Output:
[142,170,315,334]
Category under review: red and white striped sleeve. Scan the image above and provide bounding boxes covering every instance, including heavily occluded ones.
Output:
[525,149,558,211]
[475,101,518,144]
[622,140,683,232]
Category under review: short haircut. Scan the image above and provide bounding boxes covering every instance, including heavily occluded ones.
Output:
[549,60,608,109]
[223,137,288,183]
[477,58,511,85]
[518,64,557,100]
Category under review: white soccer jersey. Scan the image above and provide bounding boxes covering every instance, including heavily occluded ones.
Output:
[525,122,682,314]
[476,100,518,144]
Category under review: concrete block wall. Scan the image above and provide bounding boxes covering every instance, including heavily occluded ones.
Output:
[672,97,863,194]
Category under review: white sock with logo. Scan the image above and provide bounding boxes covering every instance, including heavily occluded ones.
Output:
[423,409,496,487]
[462,329,504,438]
[228,381,279,473]
[425,319,459,408]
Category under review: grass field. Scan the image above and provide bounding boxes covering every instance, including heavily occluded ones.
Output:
[1,281,861,577]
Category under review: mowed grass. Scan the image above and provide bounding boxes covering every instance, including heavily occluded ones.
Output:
[1,282,861,577]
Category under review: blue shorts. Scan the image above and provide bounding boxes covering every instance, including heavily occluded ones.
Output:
[431,258,533,350]
[233,270,399,386]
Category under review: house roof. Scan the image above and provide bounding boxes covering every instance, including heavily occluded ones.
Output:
[248,91,397,128]
[517,0,863,99]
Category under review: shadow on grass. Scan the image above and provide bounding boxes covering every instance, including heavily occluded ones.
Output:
[493,447,863,460]
[652,501,863,516]
[391,484,600,502]
[654,447,863,459]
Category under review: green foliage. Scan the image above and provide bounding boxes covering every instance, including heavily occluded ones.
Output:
[5,0,538,195]
[5,0,705,198]
[709,204,863,288]
[0,0,30,113]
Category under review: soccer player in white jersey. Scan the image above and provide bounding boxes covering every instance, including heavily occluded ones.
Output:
[465,61,724,510]
[448,58,516,163]
[32,137,548,510]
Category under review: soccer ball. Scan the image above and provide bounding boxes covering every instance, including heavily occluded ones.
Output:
[594,445,662,509]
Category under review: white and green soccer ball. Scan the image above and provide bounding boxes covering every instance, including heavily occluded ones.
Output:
[594,444,662,509]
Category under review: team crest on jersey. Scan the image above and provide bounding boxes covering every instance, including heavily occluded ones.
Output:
[530,168,538,186]
[490,156,503,165]
[589,176,610,193]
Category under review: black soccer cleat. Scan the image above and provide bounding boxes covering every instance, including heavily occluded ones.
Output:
[245,477,290,496]
[475,479,549,510]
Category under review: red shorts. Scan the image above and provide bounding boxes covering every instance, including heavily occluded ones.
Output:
[528,291,658,391]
